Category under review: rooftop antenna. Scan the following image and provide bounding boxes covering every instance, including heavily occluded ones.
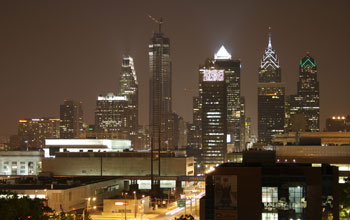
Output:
[268,26,272,49]
[147,14,164,33]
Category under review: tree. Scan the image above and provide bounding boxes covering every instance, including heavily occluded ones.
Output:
[0,191,52,220]
[339,178,350,218]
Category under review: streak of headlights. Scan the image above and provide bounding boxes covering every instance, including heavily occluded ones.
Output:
[165,191,206,216]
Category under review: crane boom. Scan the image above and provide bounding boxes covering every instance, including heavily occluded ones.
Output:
[147,14,164,33]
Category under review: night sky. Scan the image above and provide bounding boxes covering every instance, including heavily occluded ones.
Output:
[1,0,349,136]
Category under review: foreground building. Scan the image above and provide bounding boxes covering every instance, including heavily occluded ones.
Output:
[201,152,339,220]
[0,177,123,213]
[42,151,194,176]
[257,30,285,144]
[0,151,43,175]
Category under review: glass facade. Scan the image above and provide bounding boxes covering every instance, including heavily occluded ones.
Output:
[149,30,173,150]
[262,176,307,219]
[287,54,320,132]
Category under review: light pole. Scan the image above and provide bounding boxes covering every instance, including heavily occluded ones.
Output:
[122,192,128,220]
[83,197,96,220]
[347,210,350,220]
[133,191,137,220]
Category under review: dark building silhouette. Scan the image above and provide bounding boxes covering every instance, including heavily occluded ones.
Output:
[200,151,339,220]
[326,115,350,132]
[258,30,285,144]
[149,23,173,150]
[59,100,83,139]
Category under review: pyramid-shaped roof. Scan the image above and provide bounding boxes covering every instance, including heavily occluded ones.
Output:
[214,45,231,60]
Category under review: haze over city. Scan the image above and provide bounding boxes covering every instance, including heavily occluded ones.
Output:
[0,0,349,136]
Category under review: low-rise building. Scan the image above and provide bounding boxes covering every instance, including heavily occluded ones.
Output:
[42,151,194,176]
[0,177,124,212]
[201,153,339,220]
[0,151,43,175]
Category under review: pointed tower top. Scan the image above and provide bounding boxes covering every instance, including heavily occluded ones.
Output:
[268,27,272,49]
[214,45,232,60]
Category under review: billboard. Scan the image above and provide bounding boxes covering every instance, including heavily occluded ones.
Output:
[160,180,176,188]
[214,175,238,220]
[203,69,224,81]
[137,180,152,189]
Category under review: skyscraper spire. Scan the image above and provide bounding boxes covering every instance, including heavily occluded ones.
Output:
[268,27,272,49]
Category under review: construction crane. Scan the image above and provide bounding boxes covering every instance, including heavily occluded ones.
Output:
[147,14,164,33]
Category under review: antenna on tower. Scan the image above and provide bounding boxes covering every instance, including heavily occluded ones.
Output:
[147,14,164,33]
[268,26,272,49]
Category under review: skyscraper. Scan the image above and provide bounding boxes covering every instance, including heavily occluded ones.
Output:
[201,58,227,167]
[59,100,83,139]
[288,54,320,132]
[95,93,130,139]
[214,47,242,152]
[200,46,242,167]
[17,118,60,149]
[119,56,138,133]
[257,30,285,144]
[149,22,173,150]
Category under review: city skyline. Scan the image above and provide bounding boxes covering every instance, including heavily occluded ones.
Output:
[1,0,350,136]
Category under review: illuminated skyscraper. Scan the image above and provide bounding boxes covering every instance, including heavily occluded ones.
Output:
[59,100,83,139]
[200,46,242,167]
[95,93,130,138]
[149,23,173,150]
[288,54,320,132]
[257,30,285,144]
[119,56,139,137]
[17,118,60,149]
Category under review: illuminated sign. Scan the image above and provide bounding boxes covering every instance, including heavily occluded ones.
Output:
[160,180,176,188]
[203,70,224,81]
[137,180,152,189]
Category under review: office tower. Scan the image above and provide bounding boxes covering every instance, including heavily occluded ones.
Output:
[240,96,246,151]
[200,58,227,167]
[59,100,83,139]
[17,118,60,149]
[95,93,130,139]
[119,56,138,133]
[172,112,187,149]
[289,53,320,132]
[257,30,285,144]
[245,117,252,144]
[214,47,242,152]
[199,46,242,167]
[149,23,173,150]
[326,115,350,132]
[187,96,202,150]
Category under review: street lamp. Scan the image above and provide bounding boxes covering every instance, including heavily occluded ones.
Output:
[133,191,137,220]
[122,192,128,220]
[347,210,350,220]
